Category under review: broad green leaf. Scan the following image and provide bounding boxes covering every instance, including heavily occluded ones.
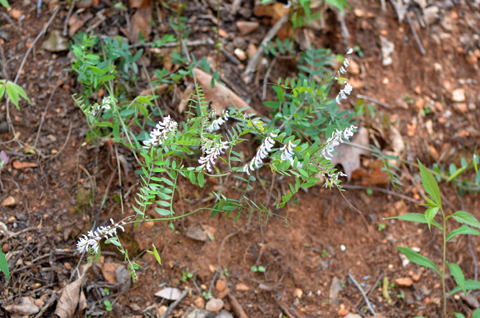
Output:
[425,207,439,231]
[385,213,442,230]
[395,246,440,275]
[6,84,19,109]
[451,211,480,229]
[448,280,480,296]
[447,225,480,241]
[0,0,10,8]
[417,160,442,208]
[473,308,480,318]
[449,262,466,296]
[198,173,204,188]
[455,313,466,318]
[0,250,9,281]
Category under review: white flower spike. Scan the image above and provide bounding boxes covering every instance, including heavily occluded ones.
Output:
[198,141,229,173]
[143,116,178,149]
[321,125,357,161]
[243,133,277,175]
[206,110,229,133]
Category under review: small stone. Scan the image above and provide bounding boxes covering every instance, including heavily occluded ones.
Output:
[451,88,466,102]
[453,103,468,113]
[414,86,422,94]
[218,29,229,38]
[64,262,72,270]
[246,43,257,60]
[344,314,362,318]
[2,243,9,251]
[337,308,349,316]
[412,274,421,282]
[236,21,259,35]
[206,298,224,312]
[194,297,205,309]
[438,117,447,125]
[2,196,16,207]
[9,8,22,19]
[348,60,359,75]
[236,283,250,291]
[415,97,424,110]
[34,299,45,307]
[353,8,364,17]
[157,305,168,316]
[234,48,247,61]
[395,277,413,287]
[216,280,227,292]
[216,309,234,318]
[425,120,433,136]
[294,288,303,298]
[466,52,478,65]
[434,101,444,112]
[468,103,476,110]
[233,37,246,49]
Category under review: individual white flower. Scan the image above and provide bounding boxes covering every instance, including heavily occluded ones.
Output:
[143,116,178,149]
[336,82,353,105]
[321,125,358,160]
[206,110,229,133]
[243,133,277,175]
[346,48,353,54]
[198,141,229,172]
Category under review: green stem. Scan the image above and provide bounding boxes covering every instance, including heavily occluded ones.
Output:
[441,208,447,317]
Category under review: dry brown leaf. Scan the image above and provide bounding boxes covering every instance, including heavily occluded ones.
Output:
[192,68,258,116]
[351,159,390,186]
[54,264,91,318]
[102,262,121,283]
[155,287,182,300]
[129,0,152,43]
[68,12,93,37]
[4,297,39,316]
[13,160,38,169]
[329,276,343,306]
[139,83,168,96]
[330,127,369,180]
[178,85,195,113]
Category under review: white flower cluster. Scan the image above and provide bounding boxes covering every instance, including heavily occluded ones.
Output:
[90,96,116,116]
[243,133,277,175]
[321,125,357,160]
[198,141,229,173]
[76,218,126,254]
[143,115,178,149]
[336,48,354,105]
[279,140,303,168]
[206,110,229,133]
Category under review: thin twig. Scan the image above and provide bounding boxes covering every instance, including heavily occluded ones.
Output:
[0,227,36,245]
[45,121,72,162]
[356,94,392,109]
[218,232,239,268]
[336,186,370,232]
[262,57,277,101]
[355,269,383,308]
[160,288,189,318]
[348,270,376,316]
[278,99,306,131]
[405,10,425,56]
[341,184,422,205]
[63,0,76,36]
[243,13,290,84]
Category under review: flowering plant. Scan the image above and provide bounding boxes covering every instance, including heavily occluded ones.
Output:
[71,35,357,276]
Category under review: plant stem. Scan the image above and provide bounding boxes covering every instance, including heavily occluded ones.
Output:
[442,208,447,317]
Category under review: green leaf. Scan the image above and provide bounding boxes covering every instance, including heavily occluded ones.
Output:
[451,211,480,229]
[6,84,19,109]
[447,166,467,182]
[425,207,439,230]
[449,262,466,296]
[0,250,10,281]
[448,280,480,296]
[198,173,204,188]
[0,0,10,8]
[385,213,442,230]
[447,225,480,241]
[455,313,466,318]
[155,207,171,216]
[473,308,480,318]
[395,246,441,275]
[417,160,442,208]
[151,244,162,265]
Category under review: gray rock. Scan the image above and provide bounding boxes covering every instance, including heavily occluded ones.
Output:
[215,309,234,318]
[181,307,216,318]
